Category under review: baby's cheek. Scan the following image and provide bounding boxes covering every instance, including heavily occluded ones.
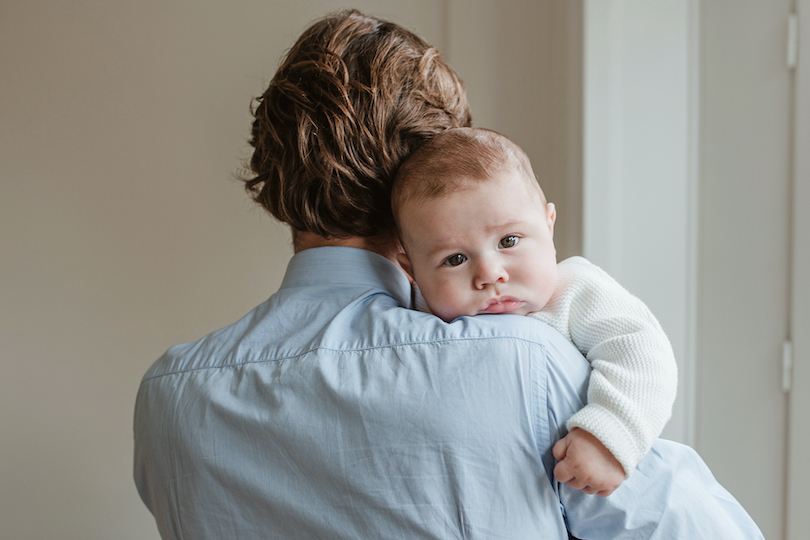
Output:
[439,287,472,318]
[524,266,557,307]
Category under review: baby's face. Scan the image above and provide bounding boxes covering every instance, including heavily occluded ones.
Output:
[397,170,558,323]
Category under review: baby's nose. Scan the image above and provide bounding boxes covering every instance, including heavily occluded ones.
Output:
[474,260,508,289]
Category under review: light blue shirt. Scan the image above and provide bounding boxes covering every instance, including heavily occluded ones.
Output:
[134,247,763,539]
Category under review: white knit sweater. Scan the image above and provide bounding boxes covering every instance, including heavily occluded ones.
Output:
[530,256,678,477]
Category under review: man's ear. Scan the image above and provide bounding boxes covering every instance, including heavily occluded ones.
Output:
[396,252,416,281]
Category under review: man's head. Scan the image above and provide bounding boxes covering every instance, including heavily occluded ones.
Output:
[393,128,558,322]
[242,10,471,249]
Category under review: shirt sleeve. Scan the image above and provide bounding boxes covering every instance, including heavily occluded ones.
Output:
[530,256,678,477]
[561,440,765,539]
[537,323,763,539]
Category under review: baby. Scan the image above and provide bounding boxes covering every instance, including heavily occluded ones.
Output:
[392,127,678,496]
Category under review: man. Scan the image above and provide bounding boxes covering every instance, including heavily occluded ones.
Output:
[134,10,763,539]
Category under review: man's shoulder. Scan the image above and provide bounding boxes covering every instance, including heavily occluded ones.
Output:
[379,308,581,360]
[140,299,275,382]
[365,301,544,340]
[140,286,586,385]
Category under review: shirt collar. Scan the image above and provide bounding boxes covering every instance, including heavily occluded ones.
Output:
[279,246,413,309]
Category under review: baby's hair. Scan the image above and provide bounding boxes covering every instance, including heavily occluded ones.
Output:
[392,127,542,223]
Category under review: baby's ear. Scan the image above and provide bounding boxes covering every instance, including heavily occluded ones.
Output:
[546,202,557,232]
[396,252,416,281]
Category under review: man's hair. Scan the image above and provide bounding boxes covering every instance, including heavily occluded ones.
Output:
[391,127,541,224]
[241,10,471,241]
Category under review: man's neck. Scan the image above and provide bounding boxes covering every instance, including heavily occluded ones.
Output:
[294,231,403,266]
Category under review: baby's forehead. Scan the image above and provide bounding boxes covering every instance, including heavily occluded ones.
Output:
[394,164,547,231]
[433,169,544,202]
[399,173,547,234]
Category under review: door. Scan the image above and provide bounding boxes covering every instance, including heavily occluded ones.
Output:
[787,4,810,539]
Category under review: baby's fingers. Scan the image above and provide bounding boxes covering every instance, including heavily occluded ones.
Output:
[553,456,575,484]
[552,435,569,462]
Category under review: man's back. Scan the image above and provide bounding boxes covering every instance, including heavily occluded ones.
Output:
[134,247,582,539]
[135,247,767,539]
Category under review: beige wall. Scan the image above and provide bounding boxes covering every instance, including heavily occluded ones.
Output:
[0,1,581,538]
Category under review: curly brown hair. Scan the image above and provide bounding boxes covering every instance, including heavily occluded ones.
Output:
[242,10,472,241]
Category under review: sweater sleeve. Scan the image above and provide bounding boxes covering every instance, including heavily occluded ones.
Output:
[530,256,678,477]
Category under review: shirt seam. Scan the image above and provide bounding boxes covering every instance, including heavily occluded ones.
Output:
[142,335,550,383]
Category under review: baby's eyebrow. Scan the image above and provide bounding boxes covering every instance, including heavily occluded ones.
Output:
[418,233,470,259]
[425,243,459,259]
[485,220,522,233]
[421,220,526,257]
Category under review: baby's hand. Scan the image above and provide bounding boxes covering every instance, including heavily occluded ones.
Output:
[552,428,625,497]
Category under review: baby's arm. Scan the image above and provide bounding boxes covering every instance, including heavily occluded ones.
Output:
[531,257,678,493]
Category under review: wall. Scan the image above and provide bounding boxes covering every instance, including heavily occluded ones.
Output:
[0,1,581,538]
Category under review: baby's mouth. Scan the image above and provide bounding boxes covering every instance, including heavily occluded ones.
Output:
[478,296,526,314]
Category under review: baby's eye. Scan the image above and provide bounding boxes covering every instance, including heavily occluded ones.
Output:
[443,254,467,267]
[499,236,519,248]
